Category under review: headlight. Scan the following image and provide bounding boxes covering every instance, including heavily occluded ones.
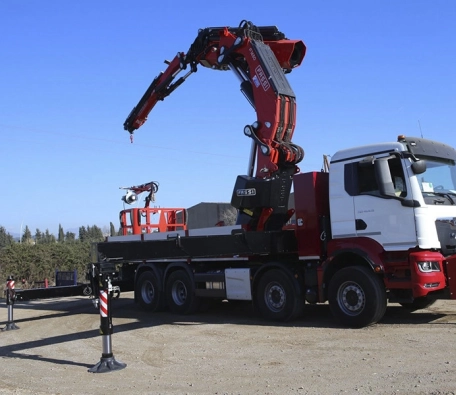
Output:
[417,261,441,273]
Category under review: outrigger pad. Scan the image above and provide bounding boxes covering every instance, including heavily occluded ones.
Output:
[1,322,19,331]
[88,356,126,373]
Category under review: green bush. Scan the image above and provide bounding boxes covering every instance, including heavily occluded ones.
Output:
[0,242,91,288]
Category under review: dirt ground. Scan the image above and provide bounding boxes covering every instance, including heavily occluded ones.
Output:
[1,292,456,395]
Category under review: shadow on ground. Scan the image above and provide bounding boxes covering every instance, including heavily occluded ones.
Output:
[1,293,454,369]
[2,292,453,330]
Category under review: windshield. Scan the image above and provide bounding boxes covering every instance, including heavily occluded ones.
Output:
[418,158,456,195]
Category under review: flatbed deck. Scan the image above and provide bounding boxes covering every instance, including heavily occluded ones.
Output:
[95,227,298,262]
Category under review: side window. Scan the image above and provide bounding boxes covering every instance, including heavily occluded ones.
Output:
[388,156,407,197]
[343,161,379,196]
[358,163,379,194]
[344,155,407,198]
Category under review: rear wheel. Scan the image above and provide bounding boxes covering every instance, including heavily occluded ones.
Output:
[255,269,303,322]
[328,266,386,328]
[136,270,165,312]
[165,270,200,315]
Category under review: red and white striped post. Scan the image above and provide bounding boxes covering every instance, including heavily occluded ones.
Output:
[2,275,19,331]
[88,273,126,373]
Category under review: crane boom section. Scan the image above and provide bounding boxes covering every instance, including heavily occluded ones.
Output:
[124,21,305,177]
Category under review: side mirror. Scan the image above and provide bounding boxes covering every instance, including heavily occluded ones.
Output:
[411,160,426,175]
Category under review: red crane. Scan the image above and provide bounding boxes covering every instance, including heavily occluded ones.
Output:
[124,20,306,231]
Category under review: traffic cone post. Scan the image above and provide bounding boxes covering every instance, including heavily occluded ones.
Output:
[88,272,126,373]
[2,275,19,331]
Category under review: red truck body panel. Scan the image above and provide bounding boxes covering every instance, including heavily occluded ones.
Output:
[445,254,456,299]
[293,172,330,257]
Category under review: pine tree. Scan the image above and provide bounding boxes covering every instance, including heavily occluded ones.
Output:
[58,224,65,243]
[110,222,116,237]
[43,229,56,244]
[87,225,104,242]
[21,225,33,244]
[78,226,87,242]
[35,228,43,244]
[65,231,76,243]
[0,226,14,247]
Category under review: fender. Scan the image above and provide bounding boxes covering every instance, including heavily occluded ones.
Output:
[252,261,304,297]
[320,237,387,301]
[135,262,165,283]
[326,236,387,270]
[163,261,195,284]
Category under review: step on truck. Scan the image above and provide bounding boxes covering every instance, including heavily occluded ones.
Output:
[88,21,456,327]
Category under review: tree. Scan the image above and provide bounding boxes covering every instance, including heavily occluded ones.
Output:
[78,226,87,242]
[35,228,43,244]
[87,225,104,242]
[110,222,116,237]
[21,225,33,244]
[0,242,91,285]
[220,207,238,226]
[58,224,65,243]
[0,226,14,248]
[65,231,76,243]
[43,229,56,244]
[79,225,104,242]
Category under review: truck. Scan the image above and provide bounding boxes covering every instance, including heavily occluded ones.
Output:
[88,21,456,328]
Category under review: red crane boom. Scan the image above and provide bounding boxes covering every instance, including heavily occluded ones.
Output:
[124,20,306,231]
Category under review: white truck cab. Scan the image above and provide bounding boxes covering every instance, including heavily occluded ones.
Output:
[329,135,456,255]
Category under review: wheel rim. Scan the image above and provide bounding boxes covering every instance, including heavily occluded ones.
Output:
[264,282,286,312]
[337,281,365,316]
[141,280,155,304]
[171,280,187,306]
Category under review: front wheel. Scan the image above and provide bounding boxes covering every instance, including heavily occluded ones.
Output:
[255,269,304,322]
[165,270,200,315]
[328,266,386,328]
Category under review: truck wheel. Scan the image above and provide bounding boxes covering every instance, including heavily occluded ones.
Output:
[255,269,303,322]
[136,270,165,312]
[165,270,200,315]
[400,296,436,312]
[328,266,386,328]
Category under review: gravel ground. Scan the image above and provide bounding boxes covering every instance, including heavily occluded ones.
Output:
[1,292,456,395]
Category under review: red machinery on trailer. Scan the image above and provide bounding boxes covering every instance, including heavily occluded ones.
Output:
[118,181,187,235]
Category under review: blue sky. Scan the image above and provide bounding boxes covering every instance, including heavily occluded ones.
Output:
[1,1,455,236]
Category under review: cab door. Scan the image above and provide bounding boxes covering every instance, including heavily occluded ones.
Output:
[352,155,417,251]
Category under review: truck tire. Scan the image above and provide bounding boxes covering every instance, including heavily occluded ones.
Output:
[328,266,386,328]
[400,296,436,312]
[255,269,304,322]
[165,270,200,315]
[136,270,165,312]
